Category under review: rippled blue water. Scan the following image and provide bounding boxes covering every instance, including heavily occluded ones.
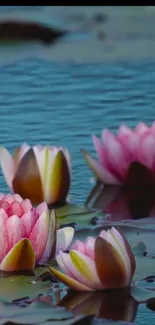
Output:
[1,60,155,206]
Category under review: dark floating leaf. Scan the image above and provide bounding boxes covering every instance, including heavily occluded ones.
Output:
[59,222,78,230]
[0,20,67,45]
[92,13,108,23]
[12,296,34,307]
[90,216,100,225]
[59,289,138,322]
[143,276,155,283]
[135,274,155,291]
[0,270,35,278]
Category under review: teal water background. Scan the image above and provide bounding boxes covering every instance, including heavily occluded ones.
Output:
[1,6,155,325]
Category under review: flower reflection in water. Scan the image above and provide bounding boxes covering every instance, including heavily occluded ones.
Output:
[59,288,138,322]
[86,182,155,221]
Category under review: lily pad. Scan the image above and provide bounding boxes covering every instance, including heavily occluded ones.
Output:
[130,286,155,303]
[0,275,51,303]
[54,204,104,229]
[134,256,155,282]
[0,300,74,324]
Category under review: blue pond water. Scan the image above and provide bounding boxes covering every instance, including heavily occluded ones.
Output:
[1,60,155,203]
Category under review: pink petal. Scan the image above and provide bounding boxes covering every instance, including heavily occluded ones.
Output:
[4,194,15,204]
[84,237,95,260]
[117,125,133,138]
[0,147,15,190]
[72,237,95,260]
[101,128,115,144]
[136,134,155,169]
[21,199,33,212]
[82,150,120,185]
[58,251,92,287]
[29,211,49,263]
[21,210,38,237]
[36,202,48,215]
[72,240,86,254]
[0,201,12,217]
[110,227,134,282]
[117,125,138,162]
[150,122,155,137]
[99,230,108,241]
[6,215,25,250]
[100,227,131,285]
[13,194,24,203]
[0,208,8,223]
[110,227,126,249]
[11,201,25,218]
[56,252,75,278]
[70,250,102,289]
[18,143,31,162]
[0,193,5,201]
[92,135,105,165]
[0,201,10,213]
[102,130,128,181]
[135,122,150,136]
[0,212,9,262]
[0,193,5,203]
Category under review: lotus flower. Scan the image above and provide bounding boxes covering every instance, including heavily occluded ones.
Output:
[0,193,74,272]
[0,144,71,205]
[82,122,155,186]
[49,227,136,291]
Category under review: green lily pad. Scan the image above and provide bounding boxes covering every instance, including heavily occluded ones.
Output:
[0,275,51,303]
[132,241,147,256]
[0,300,74,324]
[134,256,155,282]
[56,204,91,217]
[131,286,155,303]
[54,204,104,229]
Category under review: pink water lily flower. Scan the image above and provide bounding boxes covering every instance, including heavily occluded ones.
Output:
[49,227,136,291]
[0,144,71,205]
[82,122,155,185]
[0,193,74,272]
